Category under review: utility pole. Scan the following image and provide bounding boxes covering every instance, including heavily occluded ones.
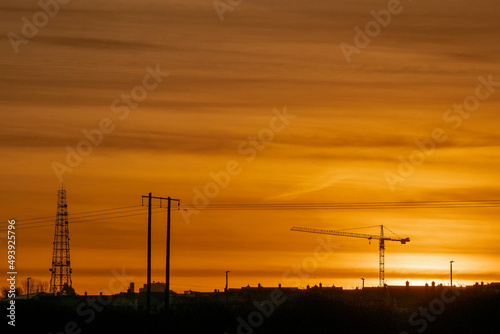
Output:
[450,261,454,287]
[27,277,31,300]
[146,193,152,314]
[165,197,179,314]
[142,194,180,314]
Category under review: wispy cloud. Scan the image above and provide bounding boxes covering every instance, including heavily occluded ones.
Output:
[268,169,359,200]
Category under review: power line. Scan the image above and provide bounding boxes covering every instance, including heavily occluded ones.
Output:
[181,200,500,206]
[179,200,500,211]
[5,199,500,231]
[4,209,167,231]
[16,208,150,227]
[16,205,143,222]
[5,205,169,227]
[9,200,500,225]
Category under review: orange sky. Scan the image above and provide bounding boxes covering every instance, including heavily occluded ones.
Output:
[1,0,500,294]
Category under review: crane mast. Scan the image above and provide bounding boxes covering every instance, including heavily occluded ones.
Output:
[291,225,409,287]
[379,225,384,288]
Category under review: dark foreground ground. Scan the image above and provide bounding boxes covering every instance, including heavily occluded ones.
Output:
[3,288,500,333]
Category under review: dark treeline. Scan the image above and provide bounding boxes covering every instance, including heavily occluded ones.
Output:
[4,290,499,333]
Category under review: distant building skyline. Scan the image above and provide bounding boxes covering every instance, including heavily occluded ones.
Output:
[2,0,500,295]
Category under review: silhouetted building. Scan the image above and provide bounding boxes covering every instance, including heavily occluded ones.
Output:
[139,282,166,293]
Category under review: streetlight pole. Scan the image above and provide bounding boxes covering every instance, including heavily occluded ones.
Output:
[450,261,454,287]
[27,277,31,300]
[225,271,230,308]
[225,271,230,292]
[361,278,365,304]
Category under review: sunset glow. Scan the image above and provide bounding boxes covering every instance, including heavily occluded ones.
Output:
[1,0,500,297]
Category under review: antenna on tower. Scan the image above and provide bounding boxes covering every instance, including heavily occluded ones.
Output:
[49,186,73,294]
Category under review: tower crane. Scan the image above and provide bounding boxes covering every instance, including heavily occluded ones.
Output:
[291,225,410,287]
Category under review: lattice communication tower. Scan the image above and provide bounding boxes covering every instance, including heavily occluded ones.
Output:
[49,186,72,294]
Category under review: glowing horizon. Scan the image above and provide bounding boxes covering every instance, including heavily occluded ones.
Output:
[1,0,500,295]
